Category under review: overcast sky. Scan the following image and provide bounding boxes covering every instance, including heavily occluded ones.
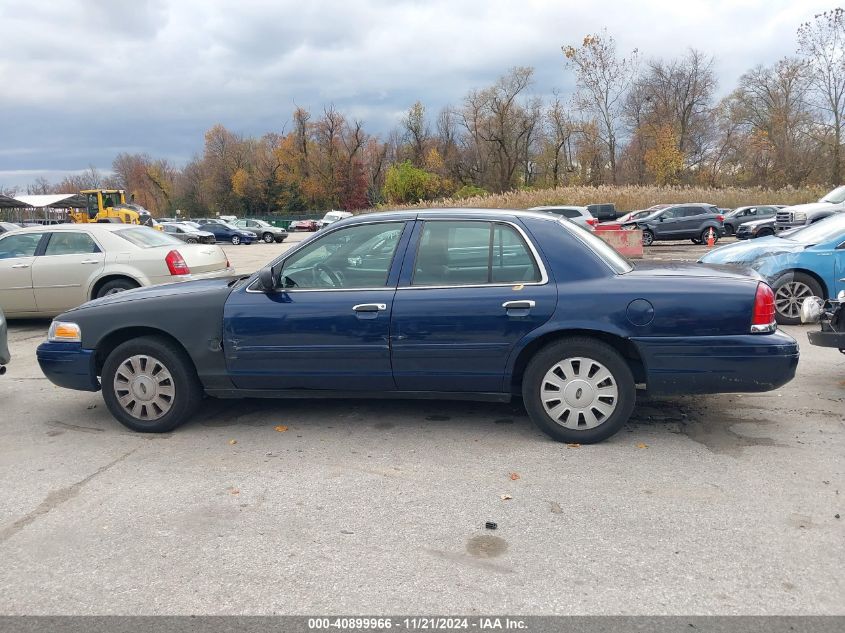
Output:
[0,0,835,189]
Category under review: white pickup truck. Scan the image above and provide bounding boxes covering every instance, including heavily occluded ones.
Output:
[776,185,845,231]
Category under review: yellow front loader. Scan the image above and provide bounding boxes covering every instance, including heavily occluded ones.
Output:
[69,190,160,229]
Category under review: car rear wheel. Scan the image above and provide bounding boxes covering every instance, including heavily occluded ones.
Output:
[101,336,202,433]
[700,228,719,244]
[773,272,824,325]
[522,338,636,444]
[262,232,274,243]
[95,278,139,299]
[231,235,241,245]
[642,229,654,246]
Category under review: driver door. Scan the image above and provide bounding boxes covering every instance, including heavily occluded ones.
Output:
[223,221,411,390]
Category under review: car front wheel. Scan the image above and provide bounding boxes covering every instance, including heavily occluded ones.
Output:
[262,232,274,243]
[773,272,824,325]
[101,336,202,433]
[642,229,654,246]
[522,338,636,444]
[231,235,241,245]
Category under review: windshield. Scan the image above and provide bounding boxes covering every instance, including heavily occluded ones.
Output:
[323,212,344,222]
[778,213,845,245]
[218,222,239,231]
[114,227,182,248]
[820,185,845,204]
[559,219,633,274]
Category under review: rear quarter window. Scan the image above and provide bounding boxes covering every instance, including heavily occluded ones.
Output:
[114,227,182,248]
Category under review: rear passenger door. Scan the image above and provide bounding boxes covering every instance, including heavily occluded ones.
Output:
[390,219,557,392]
[31,231,105,313]
[0,232,45,315]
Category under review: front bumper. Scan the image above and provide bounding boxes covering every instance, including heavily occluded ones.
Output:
[632,330,799,395]
[37,342,100,391]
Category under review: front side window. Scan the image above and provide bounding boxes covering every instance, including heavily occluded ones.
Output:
[44,232,100,256]
[412,221,541,287]
[280,222,403,289]
[0,233,43,259]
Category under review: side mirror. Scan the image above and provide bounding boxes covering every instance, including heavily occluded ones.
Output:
[258,266,278,292]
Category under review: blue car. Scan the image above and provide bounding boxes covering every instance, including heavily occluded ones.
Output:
[699,214,845,325]
[196,220,256,245]
[36,209,798,444]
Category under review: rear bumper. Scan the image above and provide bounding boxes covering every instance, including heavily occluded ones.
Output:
[632,330,799,395]
[37,342,100,391]
[807,329,845,349]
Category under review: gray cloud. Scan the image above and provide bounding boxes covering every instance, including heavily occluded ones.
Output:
[0,0,833,188]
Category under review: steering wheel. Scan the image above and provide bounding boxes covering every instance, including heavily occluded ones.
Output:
[312,264,343,288]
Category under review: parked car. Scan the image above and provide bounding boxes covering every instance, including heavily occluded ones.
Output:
[195,220,256,245]
[232,219,288,243]
[36,209,797,443]
[776,186,845,231]
[622,203,725,246]
[699,213,845,324]
[586,203,617,221]
[0,224,234,318]
[723,205,783,236]
[597,208,660,230]
[160,222,216,244]
[736,217,776,240]
[0,307,8,374]
[290,219,319,232]
[528,206,598,229]
[0,222,21,235]
[317,210,353,229]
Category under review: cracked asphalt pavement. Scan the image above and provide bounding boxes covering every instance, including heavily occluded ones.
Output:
[0,236,842,615]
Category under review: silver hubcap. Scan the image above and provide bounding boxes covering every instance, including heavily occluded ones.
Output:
[104,287,126,296]
[643,232,653,245]
[113,355,175,421]
[540,357,618,430]
[775,282,813,319]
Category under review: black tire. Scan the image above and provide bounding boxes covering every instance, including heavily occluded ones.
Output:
[724,223,735,236]
[101,336,202,433]
[522,337,636,444]
[95,278,139,299]
[262,232,274,244]
[756,228,774,238]
[641,229,654,246]
[186,237,198,244]
[772,272,824,325]
[274,235,286,243]
[701,228,719,245]
[231,235,241,245]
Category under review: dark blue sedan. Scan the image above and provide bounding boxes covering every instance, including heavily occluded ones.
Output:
[36,209,798,443]
[196,220,256,245]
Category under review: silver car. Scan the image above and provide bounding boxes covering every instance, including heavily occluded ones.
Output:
[161,222,217,244]
[528,206,598,230]
[233,218,289,243]
[0,224,234,318]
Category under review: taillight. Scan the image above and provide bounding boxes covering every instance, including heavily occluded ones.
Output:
[165,250,190,276]
[751,282,776,333]
[716,214,725,222]
[586,218,599,228]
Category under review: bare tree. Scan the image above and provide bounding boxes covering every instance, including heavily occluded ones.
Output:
[563,31,639,183]
[798,7,845,184]
[401,101,430,166]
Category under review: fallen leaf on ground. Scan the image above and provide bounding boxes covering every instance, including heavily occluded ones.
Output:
[228,439,237,445]
[229,488,240,495]
[566,443,581,448]
[509,472,520,480]
[500,494,513,501]
[274,425,289,432]
[636,442,648,449]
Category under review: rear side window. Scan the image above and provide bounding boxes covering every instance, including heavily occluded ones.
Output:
[413,221,541,286]
[0,233,43,259]
[44,232,100,256]
[114,227,182,248]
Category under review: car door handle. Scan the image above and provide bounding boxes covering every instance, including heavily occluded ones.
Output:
[502,300,536,310]
[11,263,29,269]
[80,259,100,264]
[352,303,387,312]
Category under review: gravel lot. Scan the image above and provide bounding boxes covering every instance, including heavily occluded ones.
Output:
[0,233,842,615]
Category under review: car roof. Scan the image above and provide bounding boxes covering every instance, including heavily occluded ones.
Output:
[527,205,588,212]
[0,223,151,235]
[331,208,565,225]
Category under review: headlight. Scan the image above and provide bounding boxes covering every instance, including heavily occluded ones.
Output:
[48,321,81,342]
[793,212,806,222]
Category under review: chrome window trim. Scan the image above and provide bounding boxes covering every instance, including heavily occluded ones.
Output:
[403,218,548,289]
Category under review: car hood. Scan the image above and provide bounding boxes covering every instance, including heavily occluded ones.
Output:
[628,261,763,282]
[698,237,805,266]
[781,201,836,213]
[64,276,242,314]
